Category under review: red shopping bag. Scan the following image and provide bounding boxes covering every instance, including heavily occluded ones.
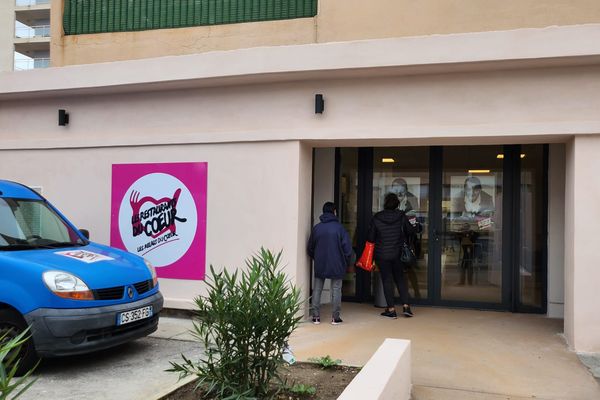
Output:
[355,241,375,272]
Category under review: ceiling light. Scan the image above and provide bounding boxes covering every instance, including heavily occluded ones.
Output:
[496,154,504,159]
[468,169,490,174]
[520,154,526,159]
[382,158,395,163]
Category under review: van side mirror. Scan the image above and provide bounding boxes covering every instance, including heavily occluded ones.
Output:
[80,229,90,240]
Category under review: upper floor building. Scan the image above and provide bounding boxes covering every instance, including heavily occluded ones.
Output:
[0,0,51,72]
[52,0,600,66]
[3,0,600,356]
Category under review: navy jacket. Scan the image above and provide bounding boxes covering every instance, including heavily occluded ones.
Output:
[307,213,352,279]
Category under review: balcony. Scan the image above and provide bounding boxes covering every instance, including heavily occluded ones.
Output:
[14,57,50,71]
[14,27,50,58]
[16,0,50,6]
[15,24,50,39]
[14,22,50,56]
[15,0,50,26]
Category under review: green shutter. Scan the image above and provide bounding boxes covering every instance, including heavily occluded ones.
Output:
[75,0,83,34]
[64,0,317,35]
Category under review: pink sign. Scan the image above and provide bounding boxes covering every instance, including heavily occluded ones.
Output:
[110,162,207,280]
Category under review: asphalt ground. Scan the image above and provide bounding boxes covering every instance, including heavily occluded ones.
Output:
[19,319,201,400]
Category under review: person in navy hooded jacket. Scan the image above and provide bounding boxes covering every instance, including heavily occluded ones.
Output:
[307,202,353,325]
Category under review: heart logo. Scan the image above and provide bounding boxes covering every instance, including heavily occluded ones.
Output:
[129,189,187,239]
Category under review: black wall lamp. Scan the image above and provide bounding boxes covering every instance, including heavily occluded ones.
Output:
[315,94,324,114]
[58,109,69,126]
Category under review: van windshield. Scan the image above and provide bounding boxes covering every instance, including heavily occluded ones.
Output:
[0,198,86,251]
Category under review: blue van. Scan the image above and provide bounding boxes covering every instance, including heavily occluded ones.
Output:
[0,180,163,372]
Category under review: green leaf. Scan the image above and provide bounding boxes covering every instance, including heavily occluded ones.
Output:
[308,355,342,369]
[0,328,37,400]
[167,248,301,399]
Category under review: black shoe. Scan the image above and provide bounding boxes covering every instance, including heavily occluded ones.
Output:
[403,306,414,318]
[331,317,343,325]
[312,316,320,325]
[380,310,397,319]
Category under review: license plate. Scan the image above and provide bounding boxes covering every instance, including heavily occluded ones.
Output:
[117,306,153,326]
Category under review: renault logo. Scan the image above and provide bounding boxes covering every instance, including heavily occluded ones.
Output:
[127,286,134,299]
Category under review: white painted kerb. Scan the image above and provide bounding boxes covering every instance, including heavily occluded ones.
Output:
[338,339,411,400]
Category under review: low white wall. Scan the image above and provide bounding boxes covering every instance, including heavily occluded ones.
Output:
[338,339,411,400]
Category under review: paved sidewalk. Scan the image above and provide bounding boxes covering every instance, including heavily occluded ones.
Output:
[20,317,199,400]
[17,308,600,400]
[289,303,600,400]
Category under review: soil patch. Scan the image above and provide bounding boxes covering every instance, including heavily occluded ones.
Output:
[162,362,361,399]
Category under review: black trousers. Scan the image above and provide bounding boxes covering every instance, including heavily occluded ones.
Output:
[460,244,474,285]
[377,258,410,307]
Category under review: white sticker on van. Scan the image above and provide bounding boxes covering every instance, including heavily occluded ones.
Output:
[55,250,114,263]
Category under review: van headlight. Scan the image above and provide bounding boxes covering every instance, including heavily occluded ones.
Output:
[144,259,158,287]
[43,271,94,300]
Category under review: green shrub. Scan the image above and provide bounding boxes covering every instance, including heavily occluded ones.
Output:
[169,248,302,399]
[289,383,316,396]
[0,329,37,400]
[308,355,341,369]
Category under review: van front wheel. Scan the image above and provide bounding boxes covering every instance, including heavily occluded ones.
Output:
[0,309,39,376]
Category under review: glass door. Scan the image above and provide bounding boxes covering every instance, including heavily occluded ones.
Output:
[372,147,430,300]
[439,146,505,305]
[337,148,359,299]
[516,145,546,311]
[336,145,547,312]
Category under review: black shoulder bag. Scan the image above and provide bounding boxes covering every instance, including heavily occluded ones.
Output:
[400,217,417,267]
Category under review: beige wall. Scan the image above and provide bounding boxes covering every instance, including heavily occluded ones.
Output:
[547,144,565,318]
[51,0,600,66]
[317,0,600,42]
[0,141,312,310]
[50,0,316,66]
[564,135,600,352]
[0,1,14,72]
[310,148,336,304]
[313,148,335,225]
[296,143,314,311]
[3,66,600,150]
[3,24,600,349]
[49,0,62,66]
[564,139,575,347]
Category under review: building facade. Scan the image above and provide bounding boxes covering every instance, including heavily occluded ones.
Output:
[1,0,600,353]
[1,0,51,72]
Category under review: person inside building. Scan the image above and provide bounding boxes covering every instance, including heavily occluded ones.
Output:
[307,202,353,325]
[368,193,416,318]
[390,177,419,213]
[453,176,495,218]
[450,176,495,284]
[457,223,479,285]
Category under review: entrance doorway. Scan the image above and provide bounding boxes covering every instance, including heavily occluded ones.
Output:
[337,145,547,312]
